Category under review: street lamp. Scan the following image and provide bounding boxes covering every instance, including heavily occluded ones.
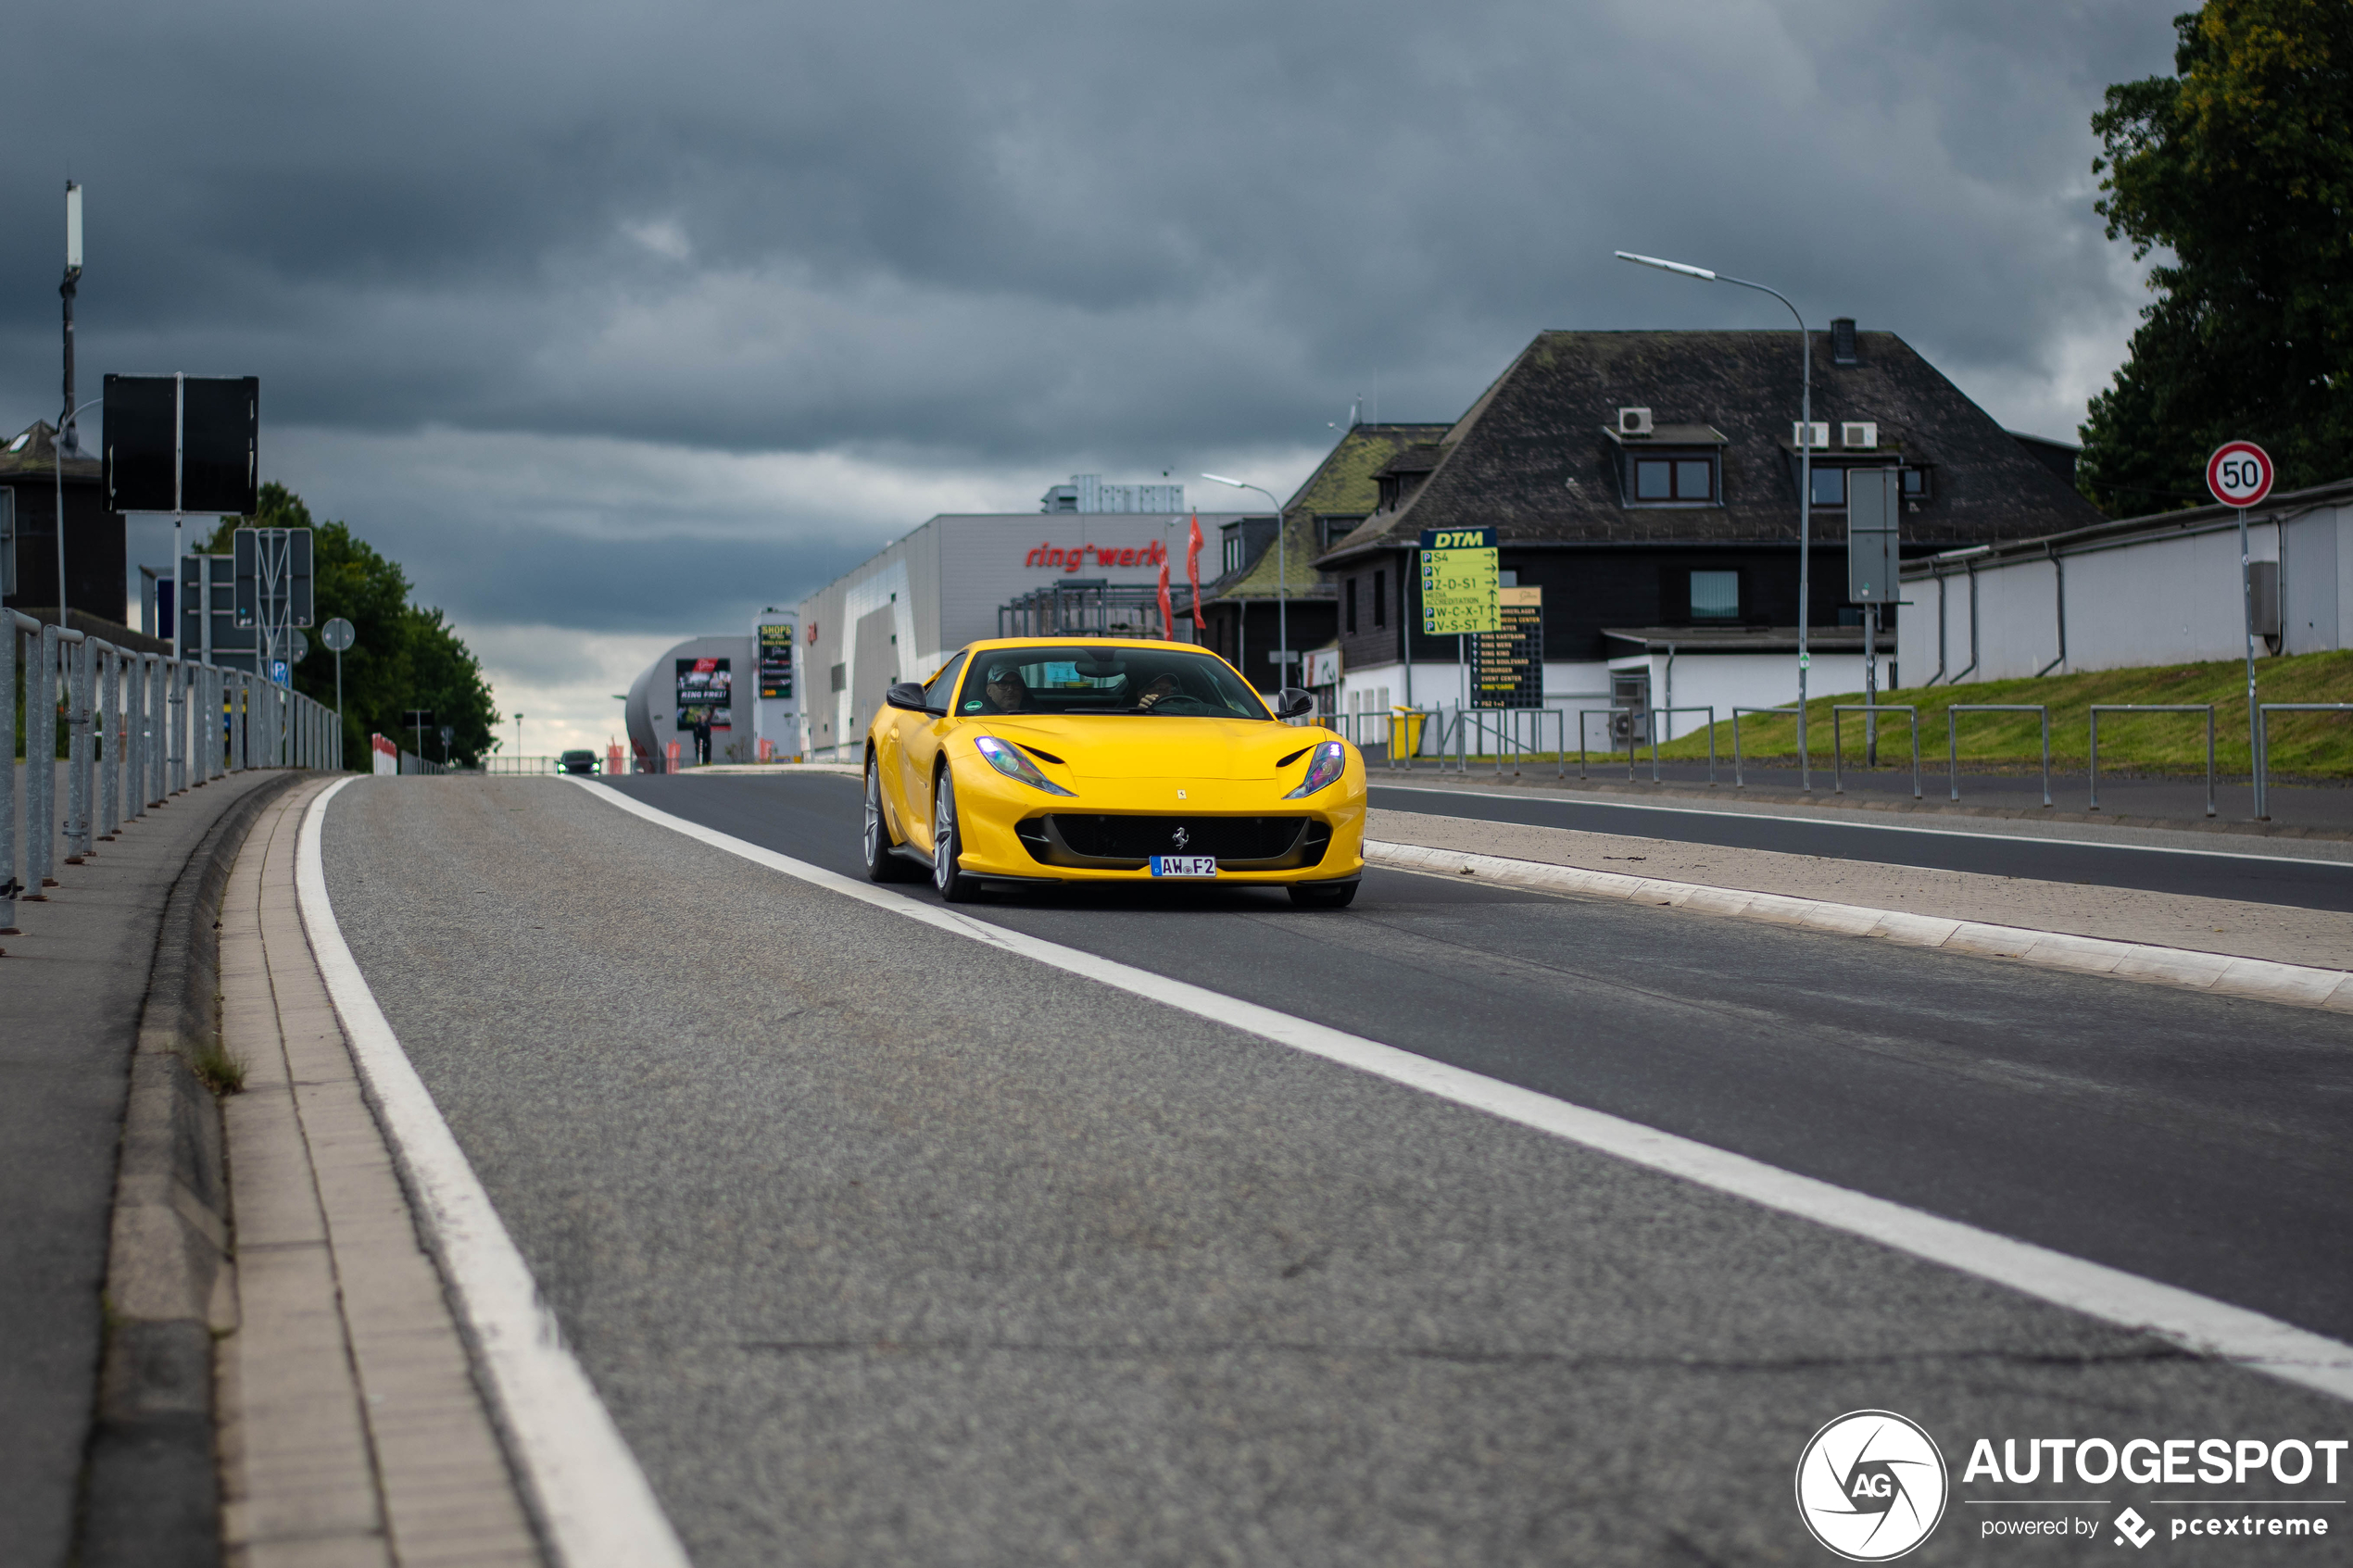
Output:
[1201,472,1290,690]
[1617,250,1817,791]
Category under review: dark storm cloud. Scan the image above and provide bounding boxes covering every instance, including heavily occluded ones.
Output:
[3,0,2180,464]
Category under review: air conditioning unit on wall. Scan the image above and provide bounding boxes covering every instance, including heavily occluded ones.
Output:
[1842,421,1878,449]
[1793,421,1830,448]
[1617,407,1654,436]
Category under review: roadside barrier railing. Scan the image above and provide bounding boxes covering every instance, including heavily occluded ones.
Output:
[5,608,342,941]
[481,755,564,775]
[1946,704,2051,807]
[1576,708,1633,780]
[1646,706,1718,786]
[1730,707,1804,789]
[2089,705,2214,817]
[1831,705,1922,799]
[2255,704,2353,822]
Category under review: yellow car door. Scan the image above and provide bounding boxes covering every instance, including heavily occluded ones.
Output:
[897,651,968,853]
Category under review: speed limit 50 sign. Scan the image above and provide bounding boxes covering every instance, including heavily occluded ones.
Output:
[2207,441,2274,508]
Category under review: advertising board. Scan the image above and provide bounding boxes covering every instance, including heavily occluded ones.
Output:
[676,657,732,731]
[1472,586,1543,708]
[757,622,795,699]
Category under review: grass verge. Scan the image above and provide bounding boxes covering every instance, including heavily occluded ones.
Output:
[1650,649,2353,779]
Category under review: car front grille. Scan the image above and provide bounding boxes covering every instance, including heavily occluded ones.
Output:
[1018,814,1330,871]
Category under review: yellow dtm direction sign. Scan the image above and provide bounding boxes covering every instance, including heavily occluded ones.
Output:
[1419,526,1500,634]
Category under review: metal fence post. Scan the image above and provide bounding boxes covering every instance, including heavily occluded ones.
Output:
[98,646,118,840]
[31,625,58,889]
[66,635,90,860]
[2,617,17,932]
[1947,706,1959,801]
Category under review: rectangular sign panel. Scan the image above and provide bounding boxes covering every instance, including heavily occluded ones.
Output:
[103,374,179,513]
[1845,467,1900,604]
[676,657,732,730]
[1472,585,1543,709]
[233,527,314,629]
[1420,544,1500,634]
[757,622,795,699]
[181,376,260,516]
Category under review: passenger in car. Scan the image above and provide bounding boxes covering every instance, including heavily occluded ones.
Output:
[983,668,1032,713]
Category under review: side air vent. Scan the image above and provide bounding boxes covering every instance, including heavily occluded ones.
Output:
[1277,746,1314,769]
[1019,744,1066,765]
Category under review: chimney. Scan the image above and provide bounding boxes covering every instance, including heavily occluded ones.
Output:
[1831,318,1857,366]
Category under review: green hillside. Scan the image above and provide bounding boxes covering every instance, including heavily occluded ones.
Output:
[1652,650,2353,779]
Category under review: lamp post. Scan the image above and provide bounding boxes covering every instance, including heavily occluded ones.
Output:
[58,182,87,624]
[1201,473,1290,691]
[1617,250,1816,791]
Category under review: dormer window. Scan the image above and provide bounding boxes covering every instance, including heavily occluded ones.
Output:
[1604,419,1730,508]
[1635,457,1717,502]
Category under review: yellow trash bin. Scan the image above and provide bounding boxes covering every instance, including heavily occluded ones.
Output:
[1390,708,1424,759]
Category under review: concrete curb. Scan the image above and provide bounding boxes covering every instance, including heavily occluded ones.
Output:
[81,770,310,1568]
[1365,838,2353,1013]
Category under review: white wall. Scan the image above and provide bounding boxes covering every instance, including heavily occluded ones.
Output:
[1901,503,2352,684]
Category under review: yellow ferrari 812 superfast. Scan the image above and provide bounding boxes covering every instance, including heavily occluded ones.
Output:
[862,638,1365,907]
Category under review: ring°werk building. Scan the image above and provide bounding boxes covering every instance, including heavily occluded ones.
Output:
[796,483,1253,761]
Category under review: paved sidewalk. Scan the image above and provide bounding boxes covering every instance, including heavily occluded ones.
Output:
[0,765,293,1568]
[215,782,540,1568]
[1367,806,2353,971]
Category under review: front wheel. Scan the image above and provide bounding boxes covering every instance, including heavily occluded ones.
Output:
[1288,880,1359,909]
[864,757,922,882]
[932,769,984,903]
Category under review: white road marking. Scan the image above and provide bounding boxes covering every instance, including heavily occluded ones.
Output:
[1369,781,2353,868]
[297,779,693,1568]
[577,776,2353,1406]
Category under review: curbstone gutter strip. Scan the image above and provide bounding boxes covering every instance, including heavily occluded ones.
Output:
[78,770,309,1568]
[1365,838,2353,1013]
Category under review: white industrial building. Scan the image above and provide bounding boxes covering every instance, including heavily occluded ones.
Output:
[1900,479,2353,683]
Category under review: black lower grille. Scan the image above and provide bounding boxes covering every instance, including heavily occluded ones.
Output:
[1038,814,1308,862]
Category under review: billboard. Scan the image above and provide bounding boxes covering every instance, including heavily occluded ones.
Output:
[103,374,259,515]
[676,656,732,730]
[757,621,794,699]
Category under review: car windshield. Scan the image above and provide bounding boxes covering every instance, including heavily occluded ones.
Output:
[958,646,1271,720]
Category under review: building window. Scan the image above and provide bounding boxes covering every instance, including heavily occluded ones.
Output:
[1345,576,1358,634]
[1321,515,1366,551]
[1221,526,1243,575]
[1811,466,1846,507]
[1690,571,1740,621]
[1902,466,1932,498]
[1373,570,1387,628]
[1629,454,1717,504]
[829,662,846,693]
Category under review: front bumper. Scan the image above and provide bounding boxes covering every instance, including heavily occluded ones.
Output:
[947,763,1366,884]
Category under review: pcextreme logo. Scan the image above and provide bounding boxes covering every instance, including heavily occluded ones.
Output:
[1795,1411,1950,1561]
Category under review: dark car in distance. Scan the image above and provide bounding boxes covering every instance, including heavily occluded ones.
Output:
[559,749,599,775]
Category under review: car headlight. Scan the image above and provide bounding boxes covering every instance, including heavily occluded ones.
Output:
[1283,740,1348,799]
[974,735,1075,795]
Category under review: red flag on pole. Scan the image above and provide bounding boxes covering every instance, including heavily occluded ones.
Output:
[1186,513,1205,627]
[1157,558,1176,641]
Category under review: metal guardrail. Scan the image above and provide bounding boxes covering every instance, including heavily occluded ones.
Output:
[1831,705,1921,799]
[2255,704,2353,822]
[1647,706,1717,786]
[5,609,342,939]
[1946,704,2051,807]
[2089,705,2214,817]
[1730,707,1803,789]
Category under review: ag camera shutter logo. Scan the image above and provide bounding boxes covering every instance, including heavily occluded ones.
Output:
[1795,1410,1949,1561]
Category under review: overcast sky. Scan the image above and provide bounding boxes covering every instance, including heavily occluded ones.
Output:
[3,0,2181,749]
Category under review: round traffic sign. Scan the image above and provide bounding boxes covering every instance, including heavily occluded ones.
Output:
[321,616,356,652]
[285,629,310,665]
[2207,441,2274,508]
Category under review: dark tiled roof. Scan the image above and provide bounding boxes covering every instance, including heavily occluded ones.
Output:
[1317,331,2105,565]
[0,420,100,483]
[1212,422,1453,602]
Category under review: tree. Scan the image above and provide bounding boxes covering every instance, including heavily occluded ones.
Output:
[203,485,500,765]
[2078,1,2353,515]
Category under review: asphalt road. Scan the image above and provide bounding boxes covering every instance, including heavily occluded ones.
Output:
[322,776,2353,1565]
[1368,781,2353,911]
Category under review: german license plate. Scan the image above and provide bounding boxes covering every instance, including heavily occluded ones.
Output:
[1150,856,1217,878]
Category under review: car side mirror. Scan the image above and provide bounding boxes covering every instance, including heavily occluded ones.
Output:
[885,682,934,713]
[1276,687,1316,719]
